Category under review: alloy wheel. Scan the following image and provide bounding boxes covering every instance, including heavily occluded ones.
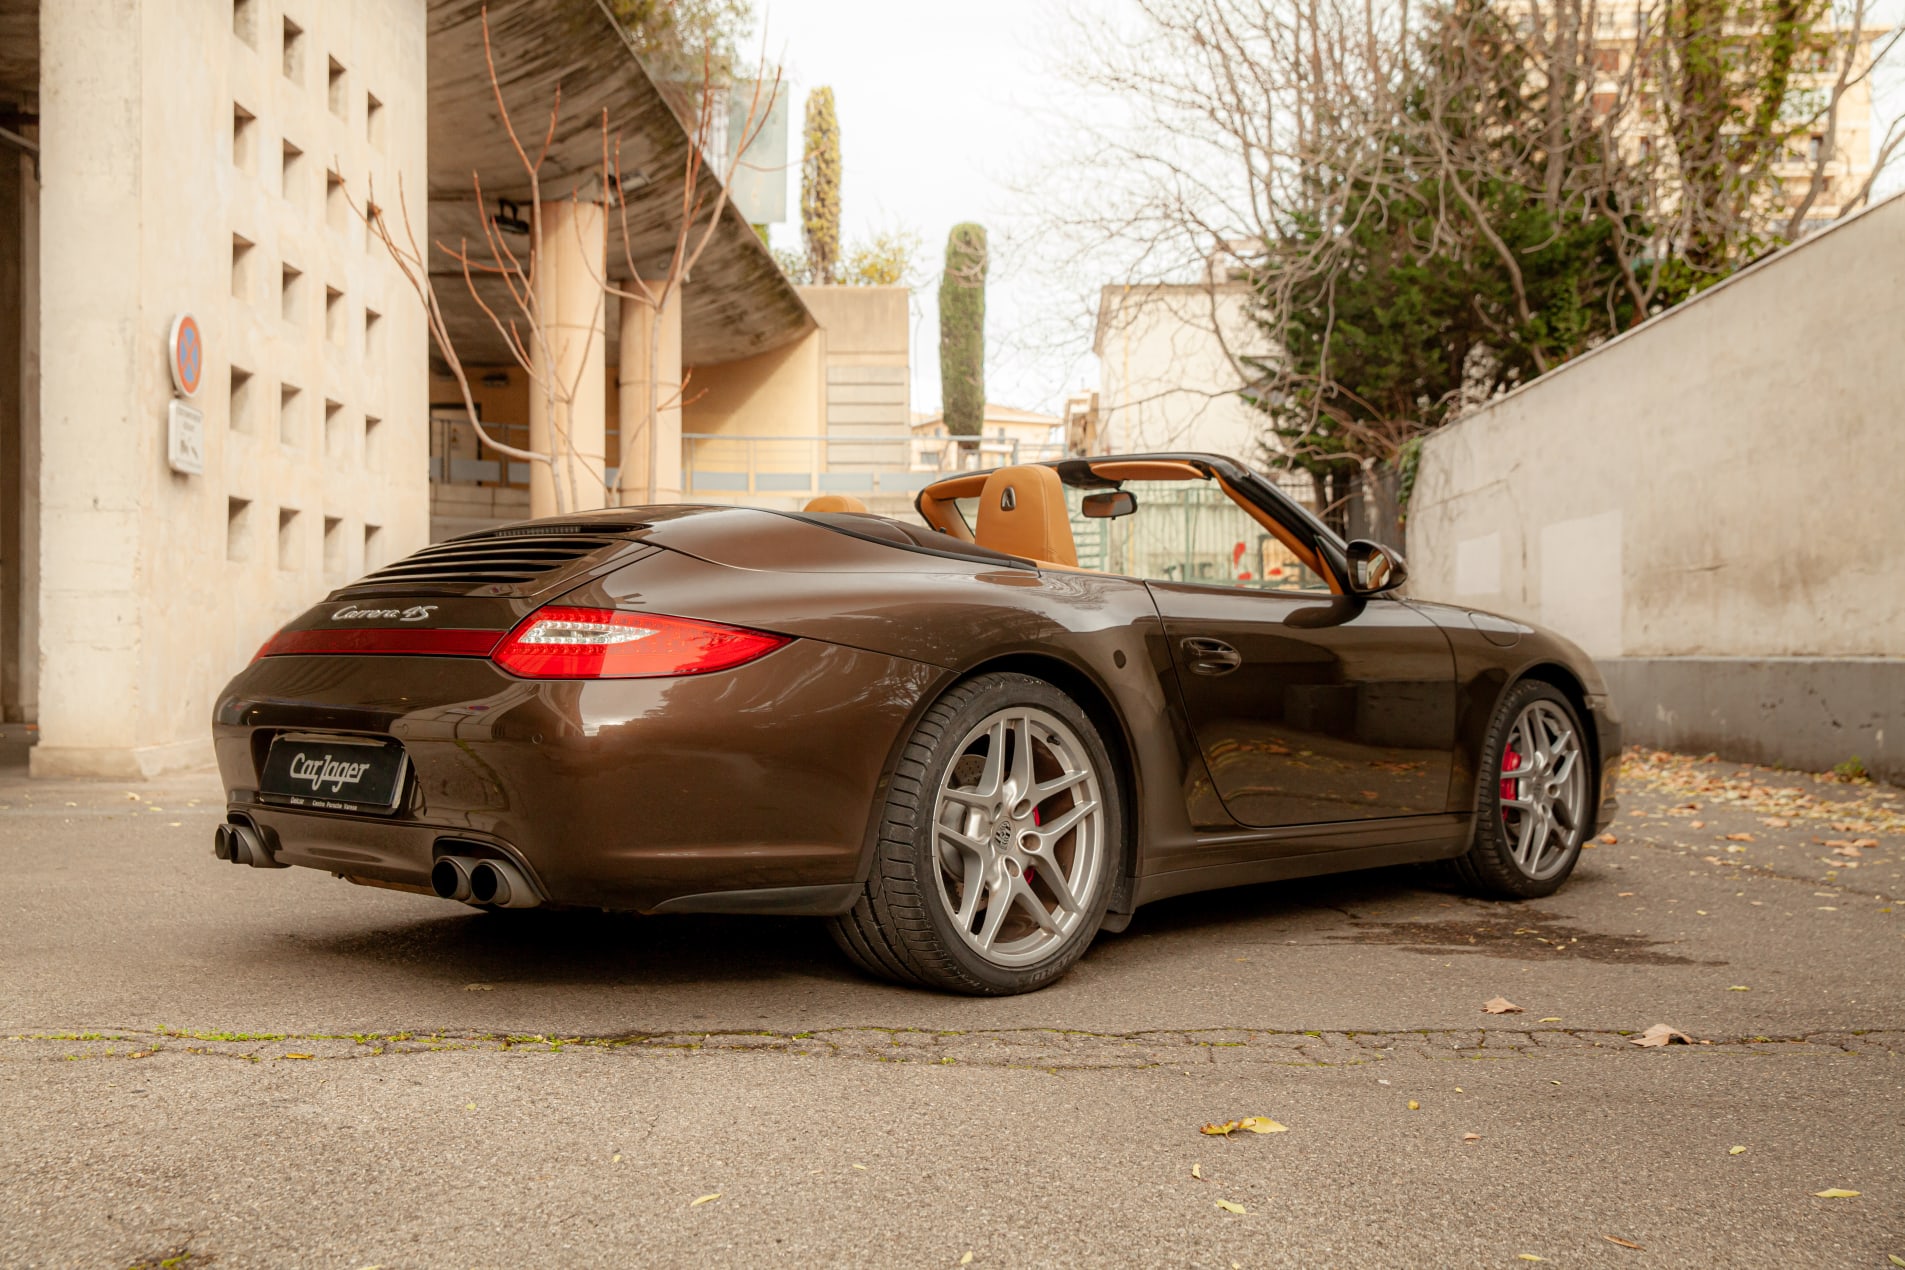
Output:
[931,707,1108,969]
[1497,699,1589,880]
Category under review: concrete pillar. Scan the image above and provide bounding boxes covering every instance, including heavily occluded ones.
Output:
[33,0,146,776]
[528,199,608,517]
[1,151,24,722]
[616,283,683,504]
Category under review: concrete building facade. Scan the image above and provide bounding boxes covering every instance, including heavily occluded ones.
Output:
[1092,281,1270,463]
[5,0,430,778]
[1407,192,1905,782]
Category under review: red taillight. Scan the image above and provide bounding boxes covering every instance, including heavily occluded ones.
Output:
[490,606,790,679]
[258,627,507,658]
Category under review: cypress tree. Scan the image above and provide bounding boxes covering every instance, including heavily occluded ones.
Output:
[938,222,987,438]
[801,87,841,284]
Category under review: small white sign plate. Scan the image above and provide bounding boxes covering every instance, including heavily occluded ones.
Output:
[168,399,205,475]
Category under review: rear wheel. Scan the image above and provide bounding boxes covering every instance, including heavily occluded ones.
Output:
[1449,680,1592,899]
[828,672,1122,995]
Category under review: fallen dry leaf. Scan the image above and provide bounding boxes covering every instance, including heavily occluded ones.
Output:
[1728,985,1750,992]
[1190,1163,1203,1180]
[1725,832,1755,842]
[1407,1100,1420,1110]
[1214,1199,1246,1215]
[1598,833,1618,845]
[1604,1235,1645,1250]
[1630,1024,1695,1047]
[1729,1146,1747,1155]
[1517,1256,1546,1263]
[1618,891,1636,897]
[1886,1256,1904,1268]
[1482,997,1524,1015]
[1691,820,1706,829]
[280,1053,314,1060]
[1462,1133,1482,1143]
[690,1193,722,1207]
[1538,1016,1563,1022]
[1812,1189,1860,1199]
[959,1254,974,1266]
[1200,1116,1286,1136]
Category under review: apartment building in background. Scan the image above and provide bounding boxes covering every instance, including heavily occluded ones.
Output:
[1535,2,1884,233]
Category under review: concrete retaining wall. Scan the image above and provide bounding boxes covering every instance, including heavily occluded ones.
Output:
[1406,193,1905,782]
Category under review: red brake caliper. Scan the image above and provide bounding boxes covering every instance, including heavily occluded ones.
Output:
[1500,746,1522,821]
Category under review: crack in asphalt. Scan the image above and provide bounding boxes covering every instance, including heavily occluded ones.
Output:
[8,1025,1902,1072]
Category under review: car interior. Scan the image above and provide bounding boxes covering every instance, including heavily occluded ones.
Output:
[800,460,1338,593]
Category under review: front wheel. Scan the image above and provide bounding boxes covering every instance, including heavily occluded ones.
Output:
[1449,680,1593,899]
[828,672,1123,995]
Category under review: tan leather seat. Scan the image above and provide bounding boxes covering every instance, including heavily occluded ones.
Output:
[803,494,868,514]
[975,465,1077,568]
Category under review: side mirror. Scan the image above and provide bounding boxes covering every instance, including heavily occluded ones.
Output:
[1081,490,1137,519]
[1345,540,1408,595]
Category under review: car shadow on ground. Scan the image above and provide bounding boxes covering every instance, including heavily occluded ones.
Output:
[293,905,861,991]
[285,862,1595,993]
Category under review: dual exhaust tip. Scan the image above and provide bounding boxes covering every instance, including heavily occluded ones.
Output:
[431,855,541,909]
[212,819,287,869]
[213,820,538,908]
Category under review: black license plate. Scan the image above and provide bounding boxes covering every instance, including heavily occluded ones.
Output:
[259,734,409,814]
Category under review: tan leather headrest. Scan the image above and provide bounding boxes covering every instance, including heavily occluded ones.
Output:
[975,465,1076,568]
[803,494,868,514]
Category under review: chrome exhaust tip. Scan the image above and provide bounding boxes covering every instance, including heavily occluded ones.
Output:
[430,856,475,902]
[467,858,541,909]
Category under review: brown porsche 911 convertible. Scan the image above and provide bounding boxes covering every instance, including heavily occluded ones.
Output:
[212,453,1618,995]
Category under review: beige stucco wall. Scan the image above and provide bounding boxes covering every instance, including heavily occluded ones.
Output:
[1406,191,1905,661]
[34,0,429,777]
[1094,283,1270,463]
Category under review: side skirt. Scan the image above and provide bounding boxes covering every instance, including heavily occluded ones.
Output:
[648,882,863,917]
[1130,814,1472,909]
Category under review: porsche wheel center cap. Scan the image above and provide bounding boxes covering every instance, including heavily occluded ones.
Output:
[992,822,1015,850]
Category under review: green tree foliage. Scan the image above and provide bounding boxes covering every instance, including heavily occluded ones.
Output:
[1253,0,1835,480]
[607,0,756,84]
[938,223,989,437]
[802,87,842,284]
[1268,9,1664,464]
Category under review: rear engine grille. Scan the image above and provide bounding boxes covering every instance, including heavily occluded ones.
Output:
[340,525,644,593]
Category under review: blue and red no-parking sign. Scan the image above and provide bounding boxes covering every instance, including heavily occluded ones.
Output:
[168,312,203,398]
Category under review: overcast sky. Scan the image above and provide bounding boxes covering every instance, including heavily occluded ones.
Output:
[747,0,1077,418]
[748,1,1905,419]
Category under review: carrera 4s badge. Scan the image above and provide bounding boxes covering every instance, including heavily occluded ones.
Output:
[331,603,438,622]
[286,753,373,793]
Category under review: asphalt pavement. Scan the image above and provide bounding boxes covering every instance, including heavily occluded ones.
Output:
[1,750,1901,1267]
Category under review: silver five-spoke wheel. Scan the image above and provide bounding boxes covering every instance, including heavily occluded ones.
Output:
[1496,699,1589,880]
[932,707,1107,969]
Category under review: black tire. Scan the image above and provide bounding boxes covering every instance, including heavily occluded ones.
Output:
[1448,679,1591,900]
[827,672,1125,995]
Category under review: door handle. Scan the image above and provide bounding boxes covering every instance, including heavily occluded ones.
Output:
[1180,636,1242,677]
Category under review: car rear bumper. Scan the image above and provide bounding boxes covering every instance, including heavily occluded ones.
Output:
[213,639,941,911]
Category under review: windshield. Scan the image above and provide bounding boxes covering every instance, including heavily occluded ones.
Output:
[951,478,1329,591]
